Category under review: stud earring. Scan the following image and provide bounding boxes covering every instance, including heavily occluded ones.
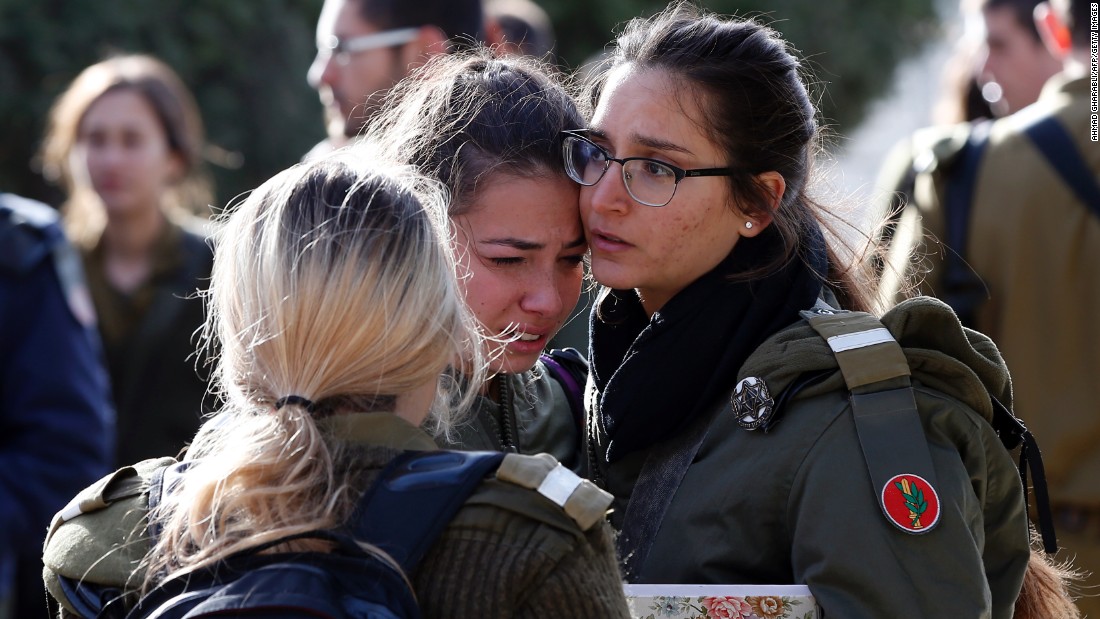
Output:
[745,221,754,230]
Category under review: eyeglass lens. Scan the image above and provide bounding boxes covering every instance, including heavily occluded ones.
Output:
[563,135,678,207]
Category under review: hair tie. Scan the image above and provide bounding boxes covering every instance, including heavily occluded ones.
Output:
[273,395,315,413]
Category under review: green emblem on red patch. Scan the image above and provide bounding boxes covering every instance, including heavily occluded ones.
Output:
[881,474,940,533]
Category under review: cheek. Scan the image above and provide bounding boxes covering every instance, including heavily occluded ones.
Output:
[651,211,705,251]
[458,262,510,325]
[665,204,740,265]
[579,188,597,222]
[556,268,584,313]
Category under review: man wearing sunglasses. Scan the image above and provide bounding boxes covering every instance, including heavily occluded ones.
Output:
[305,0,483,160]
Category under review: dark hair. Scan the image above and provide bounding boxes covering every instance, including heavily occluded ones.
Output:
[487,0,557,59]
[365,48,582,216]
[982,0,1045,41]
[358,0,484,48]
[588,2,873,310]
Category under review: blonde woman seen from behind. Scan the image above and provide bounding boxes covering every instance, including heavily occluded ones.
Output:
[41,153,629,618]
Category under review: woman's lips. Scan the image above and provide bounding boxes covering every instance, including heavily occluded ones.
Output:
[589,228,633,253]
[501,328,550,355]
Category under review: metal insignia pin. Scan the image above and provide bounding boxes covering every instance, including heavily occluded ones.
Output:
[731,376,774,430]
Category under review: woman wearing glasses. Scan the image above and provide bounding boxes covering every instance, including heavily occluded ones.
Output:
[364,50,589,471]
[564,4,1040,617]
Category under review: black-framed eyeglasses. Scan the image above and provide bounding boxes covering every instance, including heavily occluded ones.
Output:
[560,130,736,207]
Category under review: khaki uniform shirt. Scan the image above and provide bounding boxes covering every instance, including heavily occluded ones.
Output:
[967,73,1100,503]
[876,71,1100,505]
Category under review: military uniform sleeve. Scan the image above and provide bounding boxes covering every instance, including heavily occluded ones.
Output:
[412,454,629,618]
[0,212,113,560]
[787,388,1027,619]
[513,520,629,619]
[42,457,175,617]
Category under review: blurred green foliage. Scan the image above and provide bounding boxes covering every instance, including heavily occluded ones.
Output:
[0,0,325,209]
[0,0,939,210]
[548,0,942,137]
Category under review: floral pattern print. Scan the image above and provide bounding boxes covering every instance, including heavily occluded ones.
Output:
[702,596,753,618]
[632,594,817,619]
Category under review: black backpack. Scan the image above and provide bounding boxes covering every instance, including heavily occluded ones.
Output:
[57,450,506,619]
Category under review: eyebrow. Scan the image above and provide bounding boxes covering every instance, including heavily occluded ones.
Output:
[586,127,695,157]
[480,233,587,251]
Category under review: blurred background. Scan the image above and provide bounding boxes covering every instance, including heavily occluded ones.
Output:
[0,0,951,213]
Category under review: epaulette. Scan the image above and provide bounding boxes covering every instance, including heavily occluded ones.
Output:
[495,452,612,531]
[0,192,61,274]
[42,457,176,610]
[909,122,974,175]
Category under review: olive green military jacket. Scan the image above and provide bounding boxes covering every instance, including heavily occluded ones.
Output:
[589,297,1029,619]
[78,215,215,466]
[438,364,584,474]
[43,414,628,619]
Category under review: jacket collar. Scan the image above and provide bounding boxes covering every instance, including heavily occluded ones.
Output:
[319,413,439,451]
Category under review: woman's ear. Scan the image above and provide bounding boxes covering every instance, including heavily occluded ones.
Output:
[740,171,784,237]
[167,152,187,185]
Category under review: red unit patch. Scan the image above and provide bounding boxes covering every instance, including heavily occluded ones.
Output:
[881,473,941,534]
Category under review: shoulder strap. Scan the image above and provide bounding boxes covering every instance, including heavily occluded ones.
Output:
[144,461,193,543]
[540,348,587,432]
[942,120,993,327]
[348,450,505,573]
[142,452,504,576]
[802,305,1058,552]
[802,306,944,535]
[1021,114,1100,218]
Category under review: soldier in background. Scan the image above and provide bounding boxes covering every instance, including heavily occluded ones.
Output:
[304,0,483,159]
[37,55,216,468]
[485,0,556,60]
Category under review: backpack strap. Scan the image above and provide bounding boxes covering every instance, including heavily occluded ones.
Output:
[348,450,506,572]
[992,398,1058,553]
[1021,114,1100,218]
[941,120,993,327]
[540,348,588,432]
[801,305,944,535]
[144,461,193,544]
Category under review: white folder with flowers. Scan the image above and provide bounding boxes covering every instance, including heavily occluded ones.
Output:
[624,584,819,619]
